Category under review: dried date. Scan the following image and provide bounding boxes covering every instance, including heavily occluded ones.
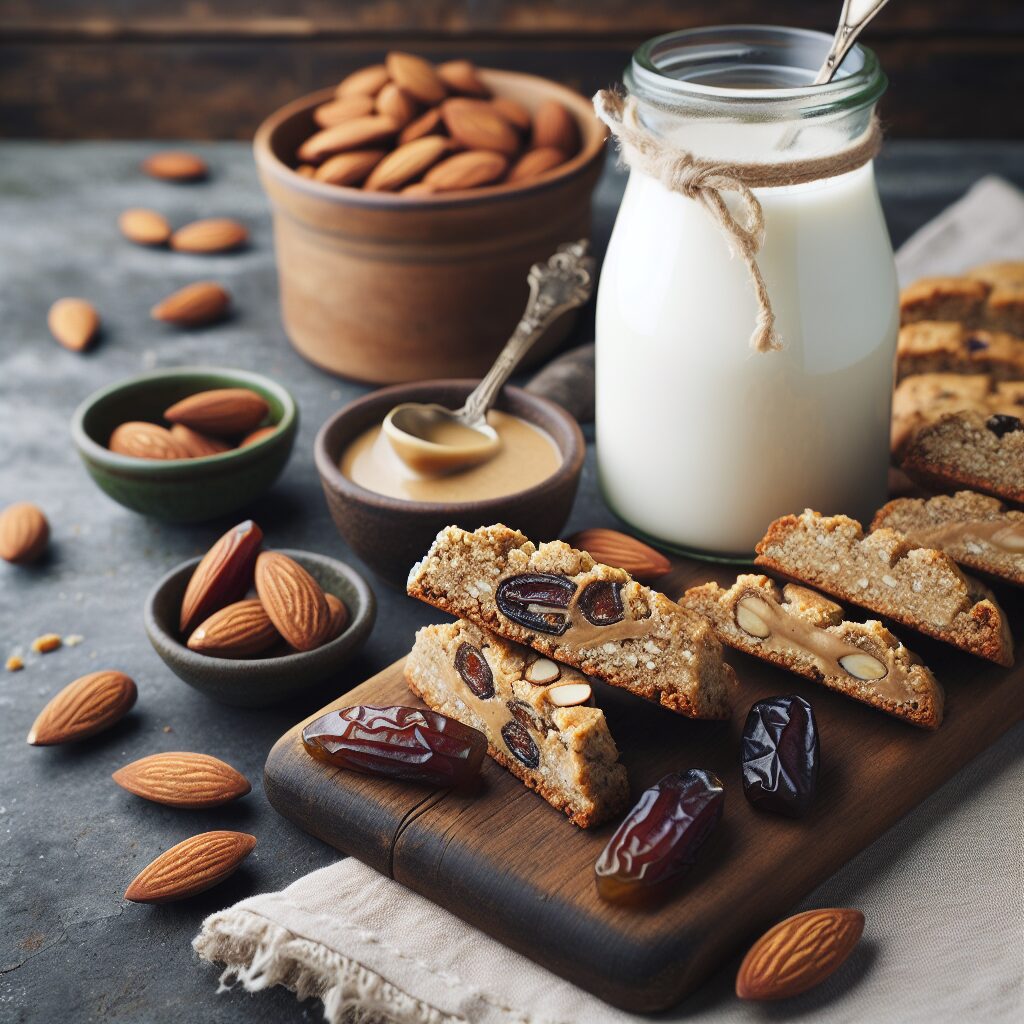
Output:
[578,580,625,626]
[302,705,486,788]
[501,715,540,769]
[741,695,819,818]
[455,642,494,699]
[496,573,575,635]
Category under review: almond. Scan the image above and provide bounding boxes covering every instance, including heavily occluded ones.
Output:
[124,831,256,904]
[532,100,579,156]
[568,528,672,581]
[142,151,208,181]
[295,164,316,178]
[169,424,231,458]
[109,422,191,460]
[254,551,331,652]
[314,149,386,187]
[364,136,451,192]
[437,60,489,98]
[0,502,49,564]
[164,388,269,436]
[442,98,520,156]
[119,208,172,246]
[401,182,437,197]
[324,592,350,642]
[48,297,100,352]
[385,51,446,105]
[546,682,592,707]
[375,82,419,128]
[180,520,263,633]
[27,670,137,746]
[151,281,230,326]
[240,425,278,447]
[314,94,375,128]
[422,150,508,192]
[297,116,400,163]
[736,908,865,1001]
[187,599,279,657]
[170,218,248,254]
[398,107,444,145]
[508,146,567,182]
[113,752,251,808]
[336,64,390,98]
[491,96,532,132]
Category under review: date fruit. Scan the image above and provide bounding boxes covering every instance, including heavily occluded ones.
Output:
[741,695,819,818]
[455,642,494,699]
[578,580,625,626]
[302,705,486,788]
[595,769,724,905]
[496,573,576,635]
[500,716,540,769]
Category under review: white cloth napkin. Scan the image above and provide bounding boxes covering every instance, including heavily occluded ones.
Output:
[195,177,1024,1024]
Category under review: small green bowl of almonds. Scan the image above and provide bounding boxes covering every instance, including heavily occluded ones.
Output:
[71,366,298,523]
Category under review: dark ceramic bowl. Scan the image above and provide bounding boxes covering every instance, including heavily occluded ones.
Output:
[71,367,298,523]
[144,549,376,707]
[315,380,585,585]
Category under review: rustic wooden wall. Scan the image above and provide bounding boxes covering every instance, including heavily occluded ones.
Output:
[2,2,1022,139]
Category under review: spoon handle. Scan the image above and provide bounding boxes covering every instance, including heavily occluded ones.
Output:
[814,0,892,85]
[459,239,596,427]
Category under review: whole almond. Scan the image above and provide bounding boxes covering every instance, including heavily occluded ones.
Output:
[27,670,137,746]
[164,388,269,435]
[180,519,263,633]
[491,96,532,132]
[297,116,400,163]
[255,551,331,652]
[151,281,230,326]
[169,424,231,458]
[438,60,489,98]
[314,149,386,187]
[142,151,208,181]
[508,146,567,182]
[187,599,280,657]
[399,107,444,145]
[324,592,350,642]
[0,502,49,564]
[385,51,446,105]
[295,164,316,178]
[113,752,251,808]
[109,422,191,460]
[48,297,100,352]
[375,82,419,128]
[532,100,579,156]
[314,94,375,128]
[240,425,278,447]
[364,136,451,192]
[336,64,390,98]
[442,98,520,156]
[119,208,172,246]
[736,908,865,1001]
[423,150,508,192]
[568,528,671,581]
[401,182,437,197]
[170,218,248,254]
[125,831,256,904]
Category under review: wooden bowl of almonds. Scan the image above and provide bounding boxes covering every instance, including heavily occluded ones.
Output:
[253,54,606,384]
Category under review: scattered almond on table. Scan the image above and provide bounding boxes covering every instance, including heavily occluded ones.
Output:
[112,752,251,808]
[119,208,172,246]
[0,502,50,564]
[568,528,672,581]
[142,151,208,182]
[151,281,231,327]
[170,217,248,254]
[26,669,138,746]
[124,830,256,903]
[48,297,100,352]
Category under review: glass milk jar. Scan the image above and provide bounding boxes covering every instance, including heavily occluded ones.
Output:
[596,26,898,558]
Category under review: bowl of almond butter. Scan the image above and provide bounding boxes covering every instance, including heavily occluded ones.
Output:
[253,53,606,384]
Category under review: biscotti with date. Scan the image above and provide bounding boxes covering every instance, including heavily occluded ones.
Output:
[407,524,735,719]
[754,510,1013,666]
[405,620,629,827]
[683,575,944,728]
[896,321,1024,382]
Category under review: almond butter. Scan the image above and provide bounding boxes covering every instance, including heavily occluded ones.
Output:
[164,388,269,436]
[314,94,375,128]
[151,281,231,326]
[438,60,489,98]
[254,551,331,652]
[109,422,191,460]
[27,670,137,746]
[0,502,49,564]
[124,831,256,904]
[119,208,172,246]
[297,116,400,163]
[187,599,279,657]
[568,528,672,581]
[385,51,446,105]
[142,151,208,181]
[491,96,532,132]
[375,81,419,128]
[336,64,390,98]
[364,136,451,192]
[736,908,865,1001]
[48,297,100,352]
[313,149,386,187]
[508,146,567,182]
[532,99,579,156]
[240,425,278,447]
[398,106,444,145]
[113,752,251,808]
[169,424,231,458]
[180,520,263,633]
[170,217,248,254]
[422,150,508,191]
[324,592,350,642]
[442,98,520,156]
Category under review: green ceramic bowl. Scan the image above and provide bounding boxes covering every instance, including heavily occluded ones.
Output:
[144,549,376,707]
[71,367,298,523]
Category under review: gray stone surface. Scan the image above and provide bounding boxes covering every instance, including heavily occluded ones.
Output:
[1,141,1022,1023]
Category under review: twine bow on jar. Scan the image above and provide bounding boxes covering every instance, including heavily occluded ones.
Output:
[593,89,883,353]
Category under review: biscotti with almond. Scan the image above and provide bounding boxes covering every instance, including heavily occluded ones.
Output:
[896,321,1024,382]
[405,620,629,828]
[683,575,944,729]
[900,261,1024,334]
[407,524,735,719]
[754,509,1013,666]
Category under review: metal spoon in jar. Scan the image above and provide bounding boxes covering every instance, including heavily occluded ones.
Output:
[383,240,595,475]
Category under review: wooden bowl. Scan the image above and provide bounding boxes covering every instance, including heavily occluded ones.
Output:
[253,70,606,384]
[315,381,585,585]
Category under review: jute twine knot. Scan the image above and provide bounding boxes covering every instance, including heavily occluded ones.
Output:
[593,90,883,353]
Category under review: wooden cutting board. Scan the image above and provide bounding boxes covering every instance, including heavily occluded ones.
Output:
[264,556,1023,1012]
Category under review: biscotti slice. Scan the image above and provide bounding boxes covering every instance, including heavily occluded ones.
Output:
[872,491,1024,587]
[405,620,629,827]
[683,575,944,729]
[896,321,1024,382]
[967,261,1024,335]
[891,372,996,457]
[407,524,735,719]
[754,509,1013,666]
[900,276,989,327]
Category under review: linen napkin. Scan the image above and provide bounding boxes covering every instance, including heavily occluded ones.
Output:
[195,177,1024,1024]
